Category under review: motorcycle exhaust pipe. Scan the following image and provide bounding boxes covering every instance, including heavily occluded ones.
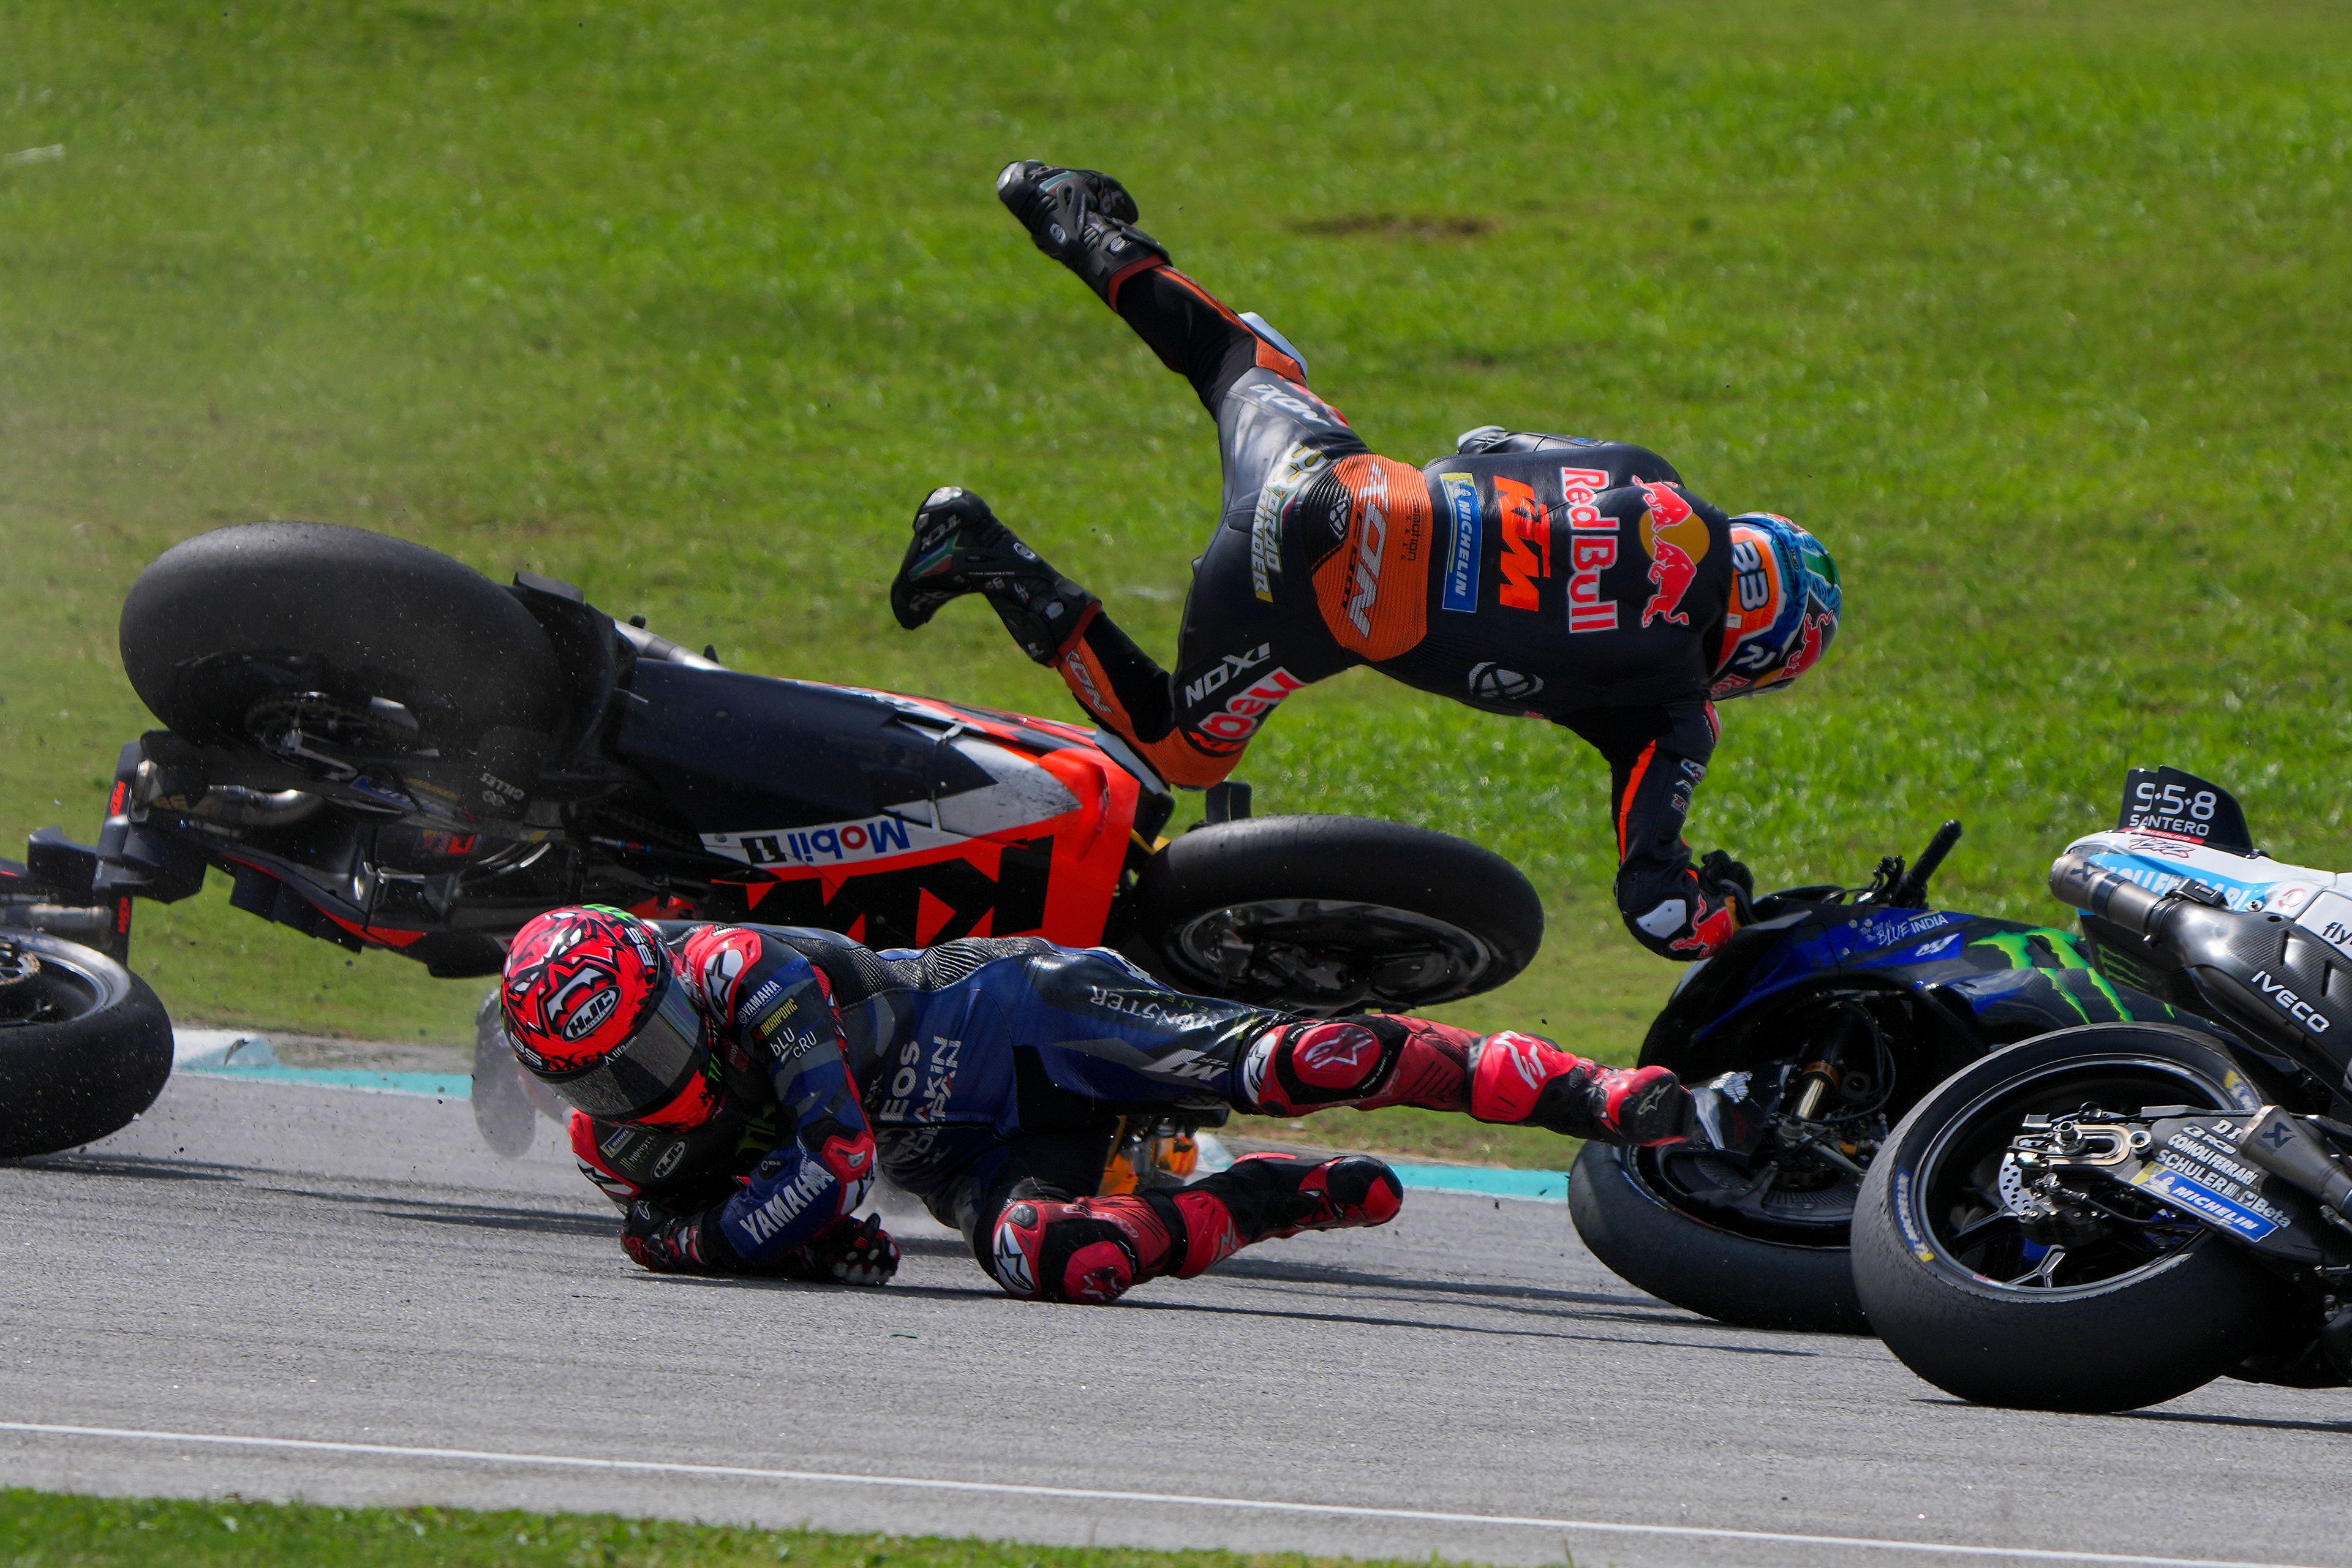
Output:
[2049,853,2168,936]
[2237,1106,2352,1217]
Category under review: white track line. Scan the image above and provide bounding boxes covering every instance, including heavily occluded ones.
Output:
[0,1420,2313,1568]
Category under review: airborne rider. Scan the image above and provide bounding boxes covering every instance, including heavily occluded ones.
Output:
[889,162,1844,962]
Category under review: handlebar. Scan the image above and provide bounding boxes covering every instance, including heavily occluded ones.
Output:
[1883,820,1962,908]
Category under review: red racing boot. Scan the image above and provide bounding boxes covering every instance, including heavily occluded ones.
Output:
[1469,1030,1694,1146]
[987,1153,1403,1304]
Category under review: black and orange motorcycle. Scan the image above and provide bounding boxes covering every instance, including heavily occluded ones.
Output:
[0,522,1542,1159]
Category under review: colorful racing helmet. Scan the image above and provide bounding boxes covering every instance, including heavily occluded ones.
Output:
[1711,513,1842,700]
[500,905,718,1126]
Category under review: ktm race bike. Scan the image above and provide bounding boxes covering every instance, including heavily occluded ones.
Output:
[1570,816,2222,1335]
[1853,767,2352,1411]
[0,521,1542,1160]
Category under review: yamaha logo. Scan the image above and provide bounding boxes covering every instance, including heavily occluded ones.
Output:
[1467,663,1543,703]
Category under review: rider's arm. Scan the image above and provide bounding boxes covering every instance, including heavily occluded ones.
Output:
[1561,699,1749,961]
[624,929,882,1274]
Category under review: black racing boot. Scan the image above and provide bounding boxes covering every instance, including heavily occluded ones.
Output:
[996,159,1170,303]
[889,486,1099,664]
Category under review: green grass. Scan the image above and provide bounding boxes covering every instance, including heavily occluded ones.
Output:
[0,1490,1484,1568]
[4,1,2350,1162]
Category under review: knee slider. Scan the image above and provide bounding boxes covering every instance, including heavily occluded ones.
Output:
[1242,1018,1404,1115]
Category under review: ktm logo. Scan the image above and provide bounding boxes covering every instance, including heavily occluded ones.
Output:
[1494,477,1551,610]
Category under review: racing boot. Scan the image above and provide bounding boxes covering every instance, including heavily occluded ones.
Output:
[988,1153,1401,1305]
[997,159,1170,305]
[889,486,1099,664]
[1469,1030,1695,1147]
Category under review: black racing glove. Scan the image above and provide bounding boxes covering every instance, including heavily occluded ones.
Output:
[771,1213,900,1287]
[1695,850,1755,921]
[620,1199,740,1274]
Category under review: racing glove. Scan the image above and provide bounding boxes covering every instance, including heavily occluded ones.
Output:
[770,1213,900,1287]
[622,1202,897,1285]
[620,1198,737,1274]
[1695,849,1755,920]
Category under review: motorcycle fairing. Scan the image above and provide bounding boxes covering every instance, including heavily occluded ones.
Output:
[2065,828,2346,918]
[614,666,1141,951]
[1643,900,2203,1080]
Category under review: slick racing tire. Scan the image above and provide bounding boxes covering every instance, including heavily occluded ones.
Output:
[0,928,175,1159]
[1570,1139,1870,1335]
[1852,1025,2301,1412]
[1117,815,1541,1014]
[119,521,563,766]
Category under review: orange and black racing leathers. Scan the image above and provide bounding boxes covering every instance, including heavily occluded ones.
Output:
[987,165,1750,959]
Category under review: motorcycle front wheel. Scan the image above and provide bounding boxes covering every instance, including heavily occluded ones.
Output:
[1852,1024,2302,1412]
[1115,815,1542,1014]
[0,928,175,1158]
[1570,1137,1870,1333]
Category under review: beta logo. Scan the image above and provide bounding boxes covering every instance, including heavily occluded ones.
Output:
[1198,668,1304,746]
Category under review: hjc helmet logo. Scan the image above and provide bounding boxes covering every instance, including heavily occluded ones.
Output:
[552,964,620,1041]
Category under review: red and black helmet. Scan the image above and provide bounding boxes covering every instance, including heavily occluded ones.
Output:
[500,905,714,1125]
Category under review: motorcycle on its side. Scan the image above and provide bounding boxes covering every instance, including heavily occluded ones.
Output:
[1570,817,2219,1335]
[0,521,1544,1159]
[1853,767,2352,1411]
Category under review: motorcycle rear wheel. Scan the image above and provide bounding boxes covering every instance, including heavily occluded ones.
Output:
[1852,1025,2301,1412]
[119,521,562,765]
[1117,815,1542,1014]
[0,929,175,1158]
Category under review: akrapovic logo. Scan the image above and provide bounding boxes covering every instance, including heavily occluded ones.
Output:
[2253,970,2331,1034]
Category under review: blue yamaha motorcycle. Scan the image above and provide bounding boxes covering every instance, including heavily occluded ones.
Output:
[1569,821,2226,1334]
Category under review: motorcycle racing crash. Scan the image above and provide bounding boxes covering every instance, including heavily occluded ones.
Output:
[498,905,1702,1302]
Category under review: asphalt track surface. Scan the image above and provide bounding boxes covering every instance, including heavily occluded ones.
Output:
[4,1074,2350,1568]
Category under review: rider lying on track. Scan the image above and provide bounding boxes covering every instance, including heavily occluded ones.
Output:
[499,905,1700,1300]
[891,162,1845,962]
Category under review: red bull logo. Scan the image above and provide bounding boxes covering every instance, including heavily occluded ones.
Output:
[1637,481,1709,629]
[1775,609,1833,687]
[1669,899,1740,957]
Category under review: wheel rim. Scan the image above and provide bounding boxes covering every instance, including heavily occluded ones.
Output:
[1163,898,1501,1011]
[1907,1053,2231,1295]
[1634,1143,1860,1246]
[0,936,108,1028]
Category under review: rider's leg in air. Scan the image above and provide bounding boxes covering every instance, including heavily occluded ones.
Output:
[891,160,1357,788]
